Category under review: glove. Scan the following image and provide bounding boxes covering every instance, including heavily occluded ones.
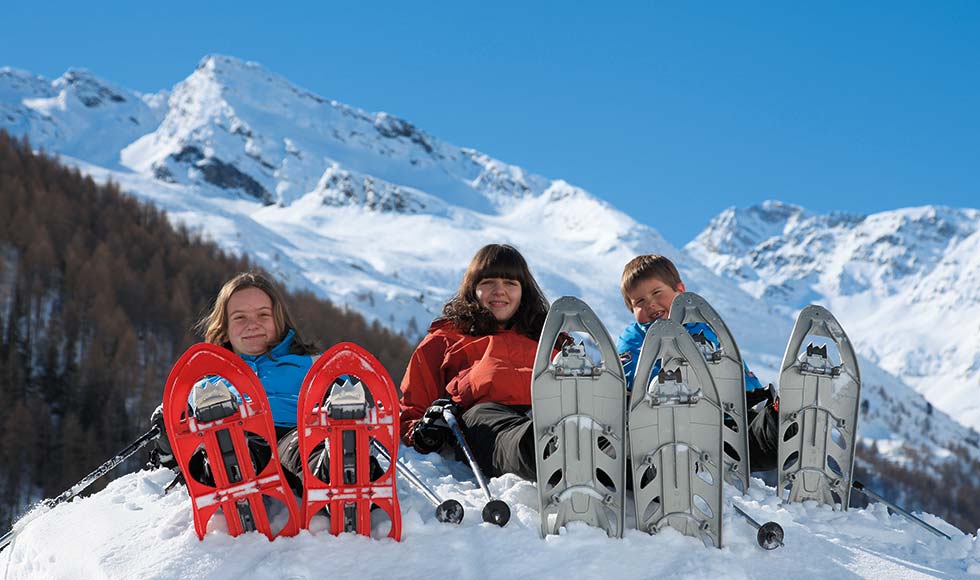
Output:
[410,398,461,454]
[147,404,177,470]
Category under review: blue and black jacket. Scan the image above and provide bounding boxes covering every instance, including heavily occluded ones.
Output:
[615,321,763,393]
[237,329,316,427]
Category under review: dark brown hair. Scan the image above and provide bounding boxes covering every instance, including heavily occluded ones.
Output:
[195,271,318,355]
[620,254,683,310]
[439,244,549,339]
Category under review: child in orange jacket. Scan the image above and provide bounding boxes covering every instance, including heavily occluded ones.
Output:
[399,244,549,480]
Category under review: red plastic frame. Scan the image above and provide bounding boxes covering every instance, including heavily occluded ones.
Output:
[162,343,300,540]
[297,342,402,540]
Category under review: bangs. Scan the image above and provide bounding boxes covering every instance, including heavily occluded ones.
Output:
[443,243,549,338]
[470,245,528,284]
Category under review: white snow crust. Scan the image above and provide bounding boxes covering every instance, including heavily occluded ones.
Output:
[1,454,976,580]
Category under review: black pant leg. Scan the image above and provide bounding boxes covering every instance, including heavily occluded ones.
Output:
[460,402,536,481]
[275,426,383,496]
[747,403,779,473]
[276,428,305,495]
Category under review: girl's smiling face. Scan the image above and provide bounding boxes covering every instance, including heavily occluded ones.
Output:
[226,287,277,355]
[476,277,523,323]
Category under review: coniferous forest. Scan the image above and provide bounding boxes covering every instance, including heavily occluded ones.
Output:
[0,131,414,528]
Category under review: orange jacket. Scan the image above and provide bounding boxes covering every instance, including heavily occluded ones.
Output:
[399,320,538,443]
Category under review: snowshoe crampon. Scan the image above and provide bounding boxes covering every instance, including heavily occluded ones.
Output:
[532,296,627,538]
[669,292,751,493]
[163,343,300,540]
[777,305,861,510]
[297,342,402,540]
[630,318,723,548]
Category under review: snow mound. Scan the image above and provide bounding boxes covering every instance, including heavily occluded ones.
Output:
[1,451,975,580]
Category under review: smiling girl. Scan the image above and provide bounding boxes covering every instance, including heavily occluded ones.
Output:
[399,244,549,480]
[150,272,321,493]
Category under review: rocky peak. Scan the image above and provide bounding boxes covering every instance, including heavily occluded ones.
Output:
[0,67,54,100]
[53,69,129,108]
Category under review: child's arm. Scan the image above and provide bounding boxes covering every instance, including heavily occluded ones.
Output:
[399,333,453,444]
[615,326,643,392]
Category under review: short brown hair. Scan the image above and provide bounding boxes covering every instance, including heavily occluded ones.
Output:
[620,255,683,310]
[195,272,316,355]
[440,244,549,339]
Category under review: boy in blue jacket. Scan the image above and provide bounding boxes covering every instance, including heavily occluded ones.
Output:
[615,254,778,472]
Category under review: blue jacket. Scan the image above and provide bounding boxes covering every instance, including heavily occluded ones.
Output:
[616,321,763,393]
[237,330,315,427]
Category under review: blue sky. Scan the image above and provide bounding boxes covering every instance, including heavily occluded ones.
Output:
[3,1,978,246]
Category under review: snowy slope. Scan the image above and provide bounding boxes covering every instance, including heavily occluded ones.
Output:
[686,201,980,432]
[1,459,976,580]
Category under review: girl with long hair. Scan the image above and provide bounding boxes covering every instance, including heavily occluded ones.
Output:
[151,272,319,491]
[399,243,549,480]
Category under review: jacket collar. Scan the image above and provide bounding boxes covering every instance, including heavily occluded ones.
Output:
[624,320,651,342]
[240,329,295,362]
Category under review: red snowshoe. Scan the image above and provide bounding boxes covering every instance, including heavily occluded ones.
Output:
[162,343,300,540]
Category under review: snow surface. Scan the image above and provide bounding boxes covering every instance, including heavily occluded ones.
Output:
[1,454,976,580]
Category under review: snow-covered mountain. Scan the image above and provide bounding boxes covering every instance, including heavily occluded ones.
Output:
[0,67,167,168]
[2,54,778,346]
[3,55,980,548]
[686,201,980,432]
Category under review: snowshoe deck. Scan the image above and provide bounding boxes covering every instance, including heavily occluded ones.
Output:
[629,318,724,548]
[669,292,751,493]
[163,343,300,540]
[777,305,861,510]
[532,297,627,538]
[297,342,401,540]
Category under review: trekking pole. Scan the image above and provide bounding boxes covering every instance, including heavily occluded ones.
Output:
[0,425,161,552]
[732,503,784,550]
[852,480,952,540]
[370,439,464,524]
[442,409,511,526]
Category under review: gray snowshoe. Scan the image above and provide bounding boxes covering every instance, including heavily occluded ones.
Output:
[630,318,724,548]
[777,305,861,510]
[668,292,751,493]
[532,296,627,538]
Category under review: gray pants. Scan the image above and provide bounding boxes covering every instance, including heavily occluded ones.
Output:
[459,402,537,481]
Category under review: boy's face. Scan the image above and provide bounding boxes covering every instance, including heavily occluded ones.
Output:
[626,277,686,324]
